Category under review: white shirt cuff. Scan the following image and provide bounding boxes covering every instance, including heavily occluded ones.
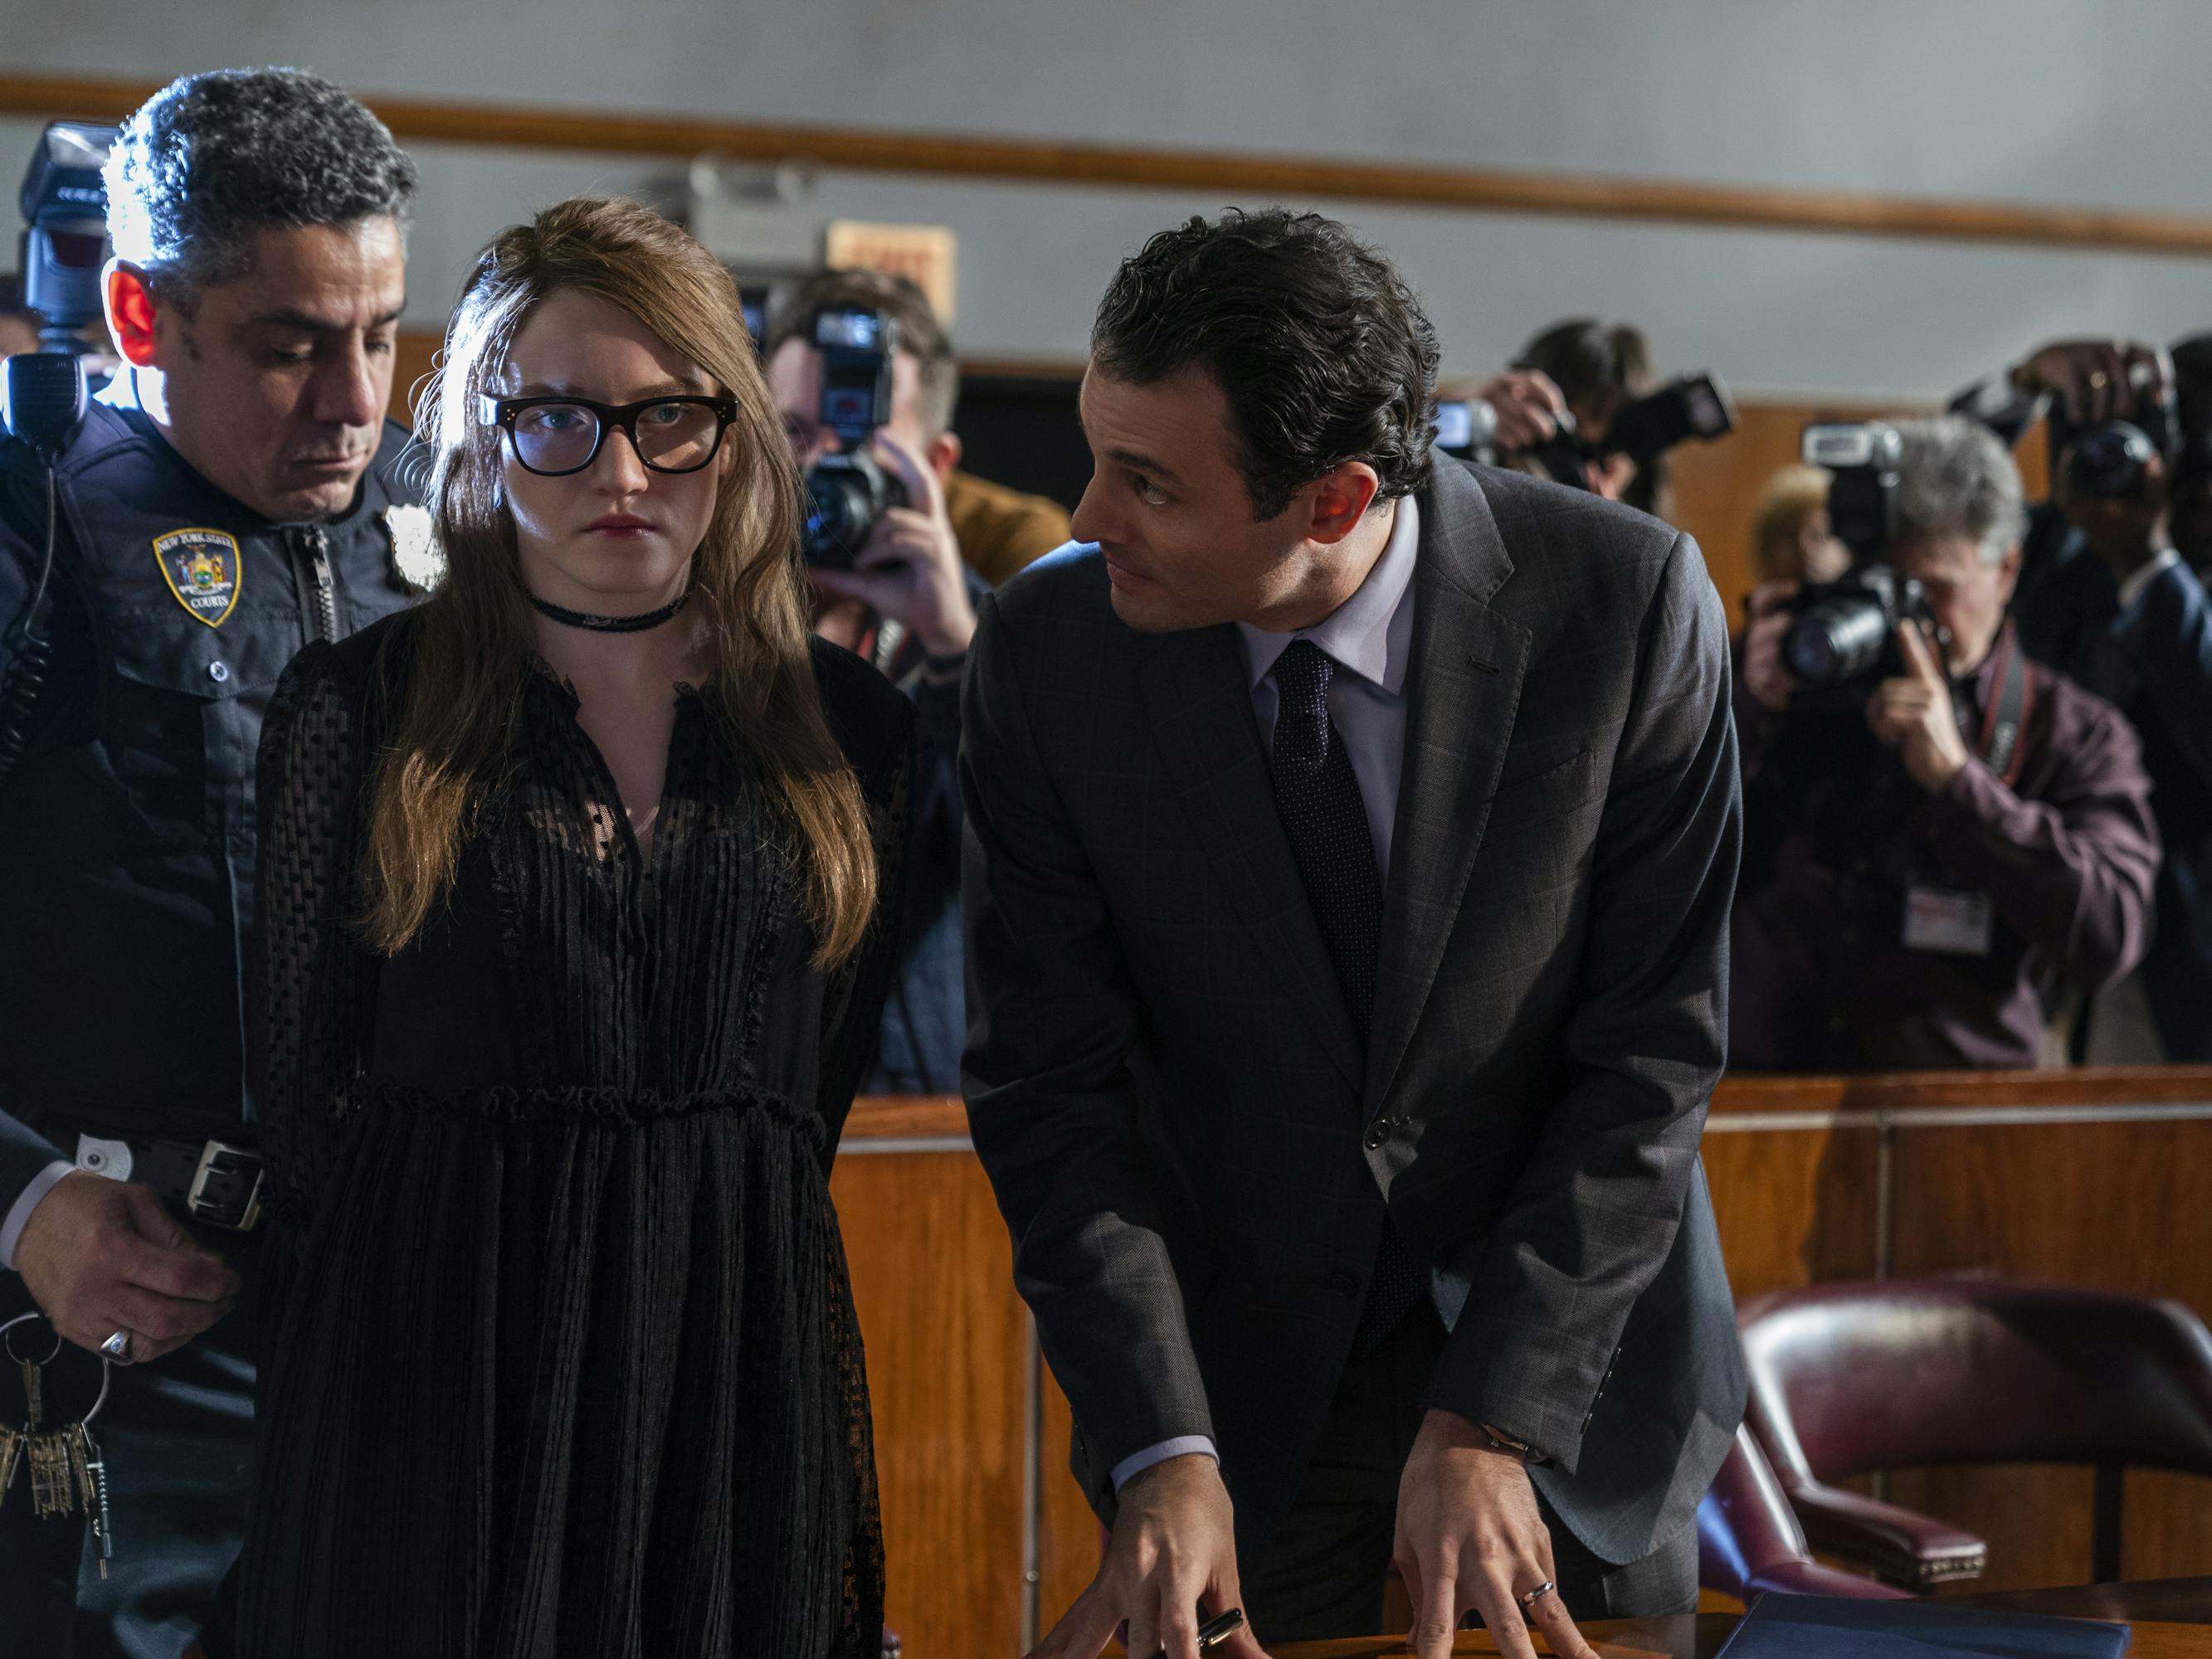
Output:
[1111,1435,1219,1492]
[2117,547,2180,614]
[0,1160,76,1272]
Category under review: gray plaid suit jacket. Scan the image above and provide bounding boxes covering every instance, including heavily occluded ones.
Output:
[960,455,1747,1567]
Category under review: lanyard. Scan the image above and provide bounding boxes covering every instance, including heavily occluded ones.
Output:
[1971,625,2033,786]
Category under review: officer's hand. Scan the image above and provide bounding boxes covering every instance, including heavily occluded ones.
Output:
[810,431,976,659]
[2015,337,2171,425]
[1742,579,1801,713]
[15,1172,241,1364]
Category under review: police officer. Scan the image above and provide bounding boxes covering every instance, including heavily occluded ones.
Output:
[0,70,423,1657]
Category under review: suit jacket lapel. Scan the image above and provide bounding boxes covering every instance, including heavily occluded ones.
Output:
[1366,463,1531,1111]
[1141,624,1367,1095]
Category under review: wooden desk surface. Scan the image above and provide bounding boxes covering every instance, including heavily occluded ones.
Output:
[1274,1579,2212,1659]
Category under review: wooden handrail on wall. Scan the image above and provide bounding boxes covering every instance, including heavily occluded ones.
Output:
[845,1068,2212,1141]
[8,71,2212,258]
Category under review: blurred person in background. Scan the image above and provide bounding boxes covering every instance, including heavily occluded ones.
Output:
[1513,318,1665,513]
[1748,463,1851,587]
[768,270,1069,1094]
[769,267,1068,595]
[1731,416,2157,1072]
[1952,334,2212,1060]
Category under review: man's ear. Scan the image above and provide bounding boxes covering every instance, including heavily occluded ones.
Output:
[1993,542,2024,606]
[1306,461,1383,545]
[925,429,962,486]
[105,261,160,369]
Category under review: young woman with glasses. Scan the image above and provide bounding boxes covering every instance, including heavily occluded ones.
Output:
[236,197,910,1657]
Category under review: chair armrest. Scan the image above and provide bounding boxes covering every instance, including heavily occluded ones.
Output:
[1787,1481,1989,1589]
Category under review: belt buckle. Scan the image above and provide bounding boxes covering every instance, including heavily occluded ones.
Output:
[188,1141,266,1232]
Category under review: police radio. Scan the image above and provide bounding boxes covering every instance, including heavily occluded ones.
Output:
[1,120,116,784]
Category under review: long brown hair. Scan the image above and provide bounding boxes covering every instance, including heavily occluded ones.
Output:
[358,195,877,965]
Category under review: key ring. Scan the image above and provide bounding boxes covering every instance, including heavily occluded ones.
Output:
[1,1311,110,1424]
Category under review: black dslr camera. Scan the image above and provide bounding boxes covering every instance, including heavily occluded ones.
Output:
[2054,389,2180,504]
[1525,372,1737,491]
[1782,422,1947,698]
[801,307,907,569]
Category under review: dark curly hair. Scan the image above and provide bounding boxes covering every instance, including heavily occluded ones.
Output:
[1090,209,1440,519]
[104,67,418,304]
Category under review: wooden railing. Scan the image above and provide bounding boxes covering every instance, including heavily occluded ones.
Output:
[8,71,2212,257]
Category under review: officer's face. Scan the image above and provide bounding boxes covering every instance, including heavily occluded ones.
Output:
[495,287,738,615]
[141,217,405,523]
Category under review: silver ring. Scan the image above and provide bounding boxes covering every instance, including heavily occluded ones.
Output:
[100,1330,132,1362]
[1518,1581,1556,1612]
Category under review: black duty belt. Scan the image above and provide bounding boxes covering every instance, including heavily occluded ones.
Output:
[72,1134,266,1232]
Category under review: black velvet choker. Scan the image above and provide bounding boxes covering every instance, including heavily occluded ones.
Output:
[528,589,690,633]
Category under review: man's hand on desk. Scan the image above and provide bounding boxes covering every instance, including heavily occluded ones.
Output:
[1395,1410,1598,1659]
[1026,1452,1271,1659]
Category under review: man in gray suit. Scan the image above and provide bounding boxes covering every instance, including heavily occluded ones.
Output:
[961,210,1744,1659]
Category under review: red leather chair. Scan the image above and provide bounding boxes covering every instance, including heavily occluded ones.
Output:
[1698,1423,1916,1602]
[1738,1279,2212,1591]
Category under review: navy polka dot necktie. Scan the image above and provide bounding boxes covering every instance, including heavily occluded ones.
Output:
[1267,640,1425,1349]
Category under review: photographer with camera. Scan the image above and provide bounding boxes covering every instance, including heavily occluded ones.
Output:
[1730,416,2157,1072]
[1452,319,1732,518]
[0,71,421,1654]
[1950,334,2212,1060]
[766,270,1069,1093]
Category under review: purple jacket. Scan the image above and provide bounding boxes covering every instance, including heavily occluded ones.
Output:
[1730,639,2159,1070]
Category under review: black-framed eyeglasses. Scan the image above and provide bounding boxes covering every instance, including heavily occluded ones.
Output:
[479,393,740,477]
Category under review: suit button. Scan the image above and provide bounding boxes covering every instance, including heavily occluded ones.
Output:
[1332,1272,1360,1299]
[1363,1120,1390,1150]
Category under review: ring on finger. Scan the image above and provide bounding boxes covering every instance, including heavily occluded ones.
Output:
[100,1329,133,1363]
[1518,1580,1557,1612]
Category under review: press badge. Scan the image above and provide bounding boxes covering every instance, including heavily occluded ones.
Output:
[1903,885,1994,956]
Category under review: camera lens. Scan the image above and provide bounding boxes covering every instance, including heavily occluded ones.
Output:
[2066,421,2156,502]
[805,469,874,569]
[1783,597,1890,687]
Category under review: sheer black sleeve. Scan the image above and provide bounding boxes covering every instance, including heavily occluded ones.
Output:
[814,670,918,1146]
[251,639,379,1269]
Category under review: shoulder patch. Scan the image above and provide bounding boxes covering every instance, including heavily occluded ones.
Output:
[152,528,242,627]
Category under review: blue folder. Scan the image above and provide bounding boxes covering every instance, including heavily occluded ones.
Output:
[1714,1593,2132,1659]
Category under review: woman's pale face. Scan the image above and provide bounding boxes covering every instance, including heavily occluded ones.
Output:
[494,288,735,614]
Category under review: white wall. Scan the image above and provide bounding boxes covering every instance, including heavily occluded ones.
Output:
[7,0,2211,397]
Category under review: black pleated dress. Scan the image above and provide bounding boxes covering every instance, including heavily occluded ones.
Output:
[236,612,912,1659]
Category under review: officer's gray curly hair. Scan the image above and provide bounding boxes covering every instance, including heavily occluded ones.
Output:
[103,67,418,304]
[1892,414,2030,567]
